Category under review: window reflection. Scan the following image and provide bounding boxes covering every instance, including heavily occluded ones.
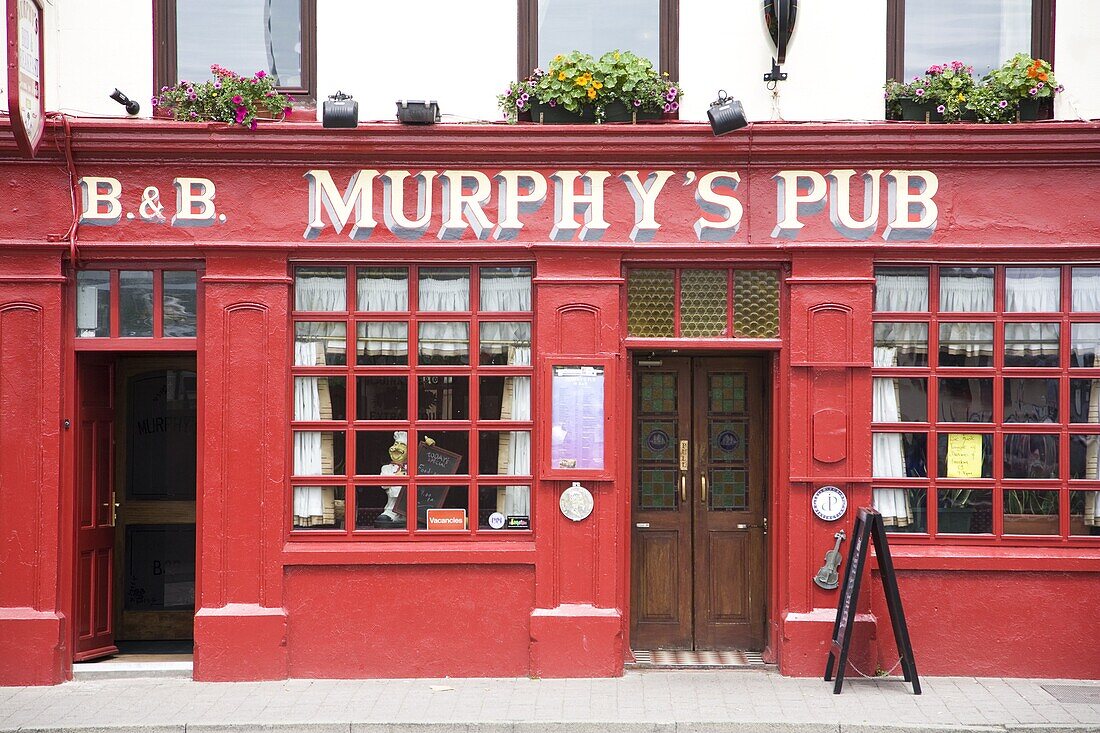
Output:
[938,378,992,422]
[874,322,928,367]
[903,1,1031,79]
[1070,379,1100,423]
[176,0,303,87]
[537,0,660,69]
[1003,433,1058,479]
[1003,378,1058,423]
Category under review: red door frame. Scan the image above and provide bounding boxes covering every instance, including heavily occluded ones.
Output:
[618,261,790,662]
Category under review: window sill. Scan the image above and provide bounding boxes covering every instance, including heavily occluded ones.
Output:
[282,540,536,566]
[876,544,1100,573]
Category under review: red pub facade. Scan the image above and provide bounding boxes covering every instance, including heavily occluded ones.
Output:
[1,119,1099,686]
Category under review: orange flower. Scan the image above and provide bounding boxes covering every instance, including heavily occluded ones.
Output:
[1038,72,1048,81]
[587,88,596,99]
[1026,66,1038,78]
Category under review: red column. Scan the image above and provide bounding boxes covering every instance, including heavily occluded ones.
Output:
[0,251,68,686]
[528,249,626,677]
[779,251,877,676]
[193,252,291,681]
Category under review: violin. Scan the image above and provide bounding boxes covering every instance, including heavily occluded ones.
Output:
[813,530,846,590]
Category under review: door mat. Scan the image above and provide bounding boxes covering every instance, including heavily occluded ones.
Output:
[1042,684,1100,704]
[628,649,766,669]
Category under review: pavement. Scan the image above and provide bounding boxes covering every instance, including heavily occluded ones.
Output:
[3,667,1100,733]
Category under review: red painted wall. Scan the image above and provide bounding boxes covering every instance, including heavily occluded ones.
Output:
[0,120,1098,685]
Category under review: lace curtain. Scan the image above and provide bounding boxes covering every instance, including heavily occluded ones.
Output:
[357,274,409,358]
[498,347,532,517]
[873,345,913,527]
[1073,274,1100,520]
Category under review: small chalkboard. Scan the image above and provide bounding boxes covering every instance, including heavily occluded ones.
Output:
[824,507,920,695]
[416,441,463,475]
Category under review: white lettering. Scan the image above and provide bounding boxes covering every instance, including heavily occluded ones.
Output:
[827,169,883,240]
[549,171,611,241]
[619,170,674,242]
[493,170,547,240]
[303,169,377,240]
[438,170,493,241]
[171,178,218,228]
[771,170,827,239]
[78,176,123,226]
[382,171,436,240]
[884,170,939,241]
[693,171,743,241]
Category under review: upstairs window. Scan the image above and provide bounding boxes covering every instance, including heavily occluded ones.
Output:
[518,0,678,78]
[154,0,316,101]
[887,0,1053,81]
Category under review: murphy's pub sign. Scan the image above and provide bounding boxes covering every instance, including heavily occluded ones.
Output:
[77,168,940,243]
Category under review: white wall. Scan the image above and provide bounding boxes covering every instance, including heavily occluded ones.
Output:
[680,0,886,122]
[52,0,152,117]
[1053,0,1100,120]
[317,0,516,123]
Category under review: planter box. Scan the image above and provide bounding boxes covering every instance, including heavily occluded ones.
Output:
[1003,513,1058,535]
[900,99,943,123]
[937,506,974,533]
[529,100,661,124]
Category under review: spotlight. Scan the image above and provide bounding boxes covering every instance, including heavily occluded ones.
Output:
[708,91,748,136]
[323,91,359,128]
[396,100,440,124]
[109,88,140,115]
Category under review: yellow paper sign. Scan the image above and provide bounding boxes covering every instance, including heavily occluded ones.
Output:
[946,433,983,478]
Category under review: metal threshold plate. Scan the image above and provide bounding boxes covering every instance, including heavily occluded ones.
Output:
[629,649,766,669]
[1042,684,1100,704]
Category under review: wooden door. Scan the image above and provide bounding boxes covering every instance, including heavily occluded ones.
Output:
[630,356,767,651]
[74,357,119,661]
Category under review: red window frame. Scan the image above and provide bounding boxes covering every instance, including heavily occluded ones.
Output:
[872,263,1100,545]
[289,263,535,541]
[72,265,202,351]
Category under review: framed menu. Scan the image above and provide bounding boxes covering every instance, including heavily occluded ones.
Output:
[545,360,613,479]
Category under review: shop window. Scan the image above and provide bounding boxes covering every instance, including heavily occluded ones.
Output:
[76,268,199,341]
[887,0,1054,81]
[291,264,533,538]
[518,0,678,78]
[154,0,316,101]
[626,268,780,340]
[872,264,1100,541]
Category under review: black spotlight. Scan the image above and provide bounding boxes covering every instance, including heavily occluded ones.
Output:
[763,0,798,84]
[323,91,359,128]
[396,100,440,124]
[708,91,748,136]
[109,88,140,115]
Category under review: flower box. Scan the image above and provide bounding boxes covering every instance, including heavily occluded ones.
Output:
[528,100,661,124]
[899,100,944,123]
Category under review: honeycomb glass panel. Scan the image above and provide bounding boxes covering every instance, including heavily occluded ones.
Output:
[710,420,747,463]
[638,468,678,510]
[734,270,779,338]
[638,420,676,461]
[709,469,748,510]
[639,372,677,414]
[709,373,745,413]
[680,269,728,337]
[627,269,675,337]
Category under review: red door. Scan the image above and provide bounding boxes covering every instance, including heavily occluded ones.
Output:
[74,357,118,661]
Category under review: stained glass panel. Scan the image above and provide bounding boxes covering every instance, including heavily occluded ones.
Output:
[681,269,727,337]
[734,270,780,338]
[639,372,677,414]
[709,420,747,463]
[639,420,676,461]
[638,468,678,510]
[709,374,746,413]
[627,269,675,337]
[709,469,748,510]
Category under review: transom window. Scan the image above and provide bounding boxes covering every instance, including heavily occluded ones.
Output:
[155,0,316,101]
[75,268,199,341]
[626,268,780,339]
[887,0,1053,81]
[290,265,533,538]
[519,0,678,78]
[872,265,1100,541]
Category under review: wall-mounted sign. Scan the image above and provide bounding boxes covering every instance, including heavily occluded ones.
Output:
[7,0,45,158]
[550,365,605,471]
[812,485,847,521]
[559,482,594,522]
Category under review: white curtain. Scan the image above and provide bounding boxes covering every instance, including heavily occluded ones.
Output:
[872,345,913,527]
[295,274,345,311]
[939,271,993,312]
[417,273,471,357]
[481,271,532,312]
[355,275,410,360]
[875,272,928,312]
[1006,268,1060,312]
[1072,270,1100,313]
[498,347,532,517]
[1072,283,1100,497]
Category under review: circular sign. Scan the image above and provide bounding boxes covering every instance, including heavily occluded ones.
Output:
[717,430,740,452]
[487,512,506,530]
[646,429,670,452]
[560,482,594,522]
[812,485,848,522]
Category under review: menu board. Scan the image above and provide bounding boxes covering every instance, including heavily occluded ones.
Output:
[550,365,605,471]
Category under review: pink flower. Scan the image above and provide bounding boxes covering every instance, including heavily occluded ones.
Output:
[998,100,1008,109]
[283,106,292,115]
[915,88,925,97]
[250,119,258,130]
[232,94,243,105]
[1029,87,1038,95]
[150,97,158,107]
[936,104,945,113]
[255,70,267,79]
[235,106,247,124]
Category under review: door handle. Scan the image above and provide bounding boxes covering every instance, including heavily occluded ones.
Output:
[700,474,707,503]
[680,474,686,503]
[102,492,119,526]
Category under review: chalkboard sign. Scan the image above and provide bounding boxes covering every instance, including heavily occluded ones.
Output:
[416,441,463,475]
[824,507,920,695]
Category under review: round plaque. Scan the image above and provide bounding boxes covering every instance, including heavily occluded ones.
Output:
[812,485,848,522]
[560,482,594,522]
[646,429,670,452]
[487,512,506,530]
[717,430,740,452]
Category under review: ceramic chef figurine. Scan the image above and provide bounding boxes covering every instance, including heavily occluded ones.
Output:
[374,431,433,528]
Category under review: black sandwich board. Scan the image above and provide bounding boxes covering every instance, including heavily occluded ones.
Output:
[824,507,920,695]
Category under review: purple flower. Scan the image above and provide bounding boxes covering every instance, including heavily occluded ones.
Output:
[250,119,258,130]
[519,92,529,102]
[548,99,557,107]
[283,106,292,115]
[504,88,513,96]
[665,89,677,102]
[532,67,544,76]
[998,100,1008,109]
[515,98,524,108]
[662,102,672,113]
[1056,85,1065,93]
[633,99,641,107]
[190,110,198,119]
[936,104,945,113]
[255,70,267,79]
[160,86,169,92]
[150,97,159,107]
[235,106,247,124]
[1037,81,1045,89]
[915,88,925,97]
[669,102,679,112]
[214,80,222,89]
[1029,87,1038,95]
[187,91,197,101]
[232,95,243,105]
[186,86,194,96]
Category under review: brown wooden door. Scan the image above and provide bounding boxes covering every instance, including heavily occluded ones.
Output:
[631,356,767,651]
[74,357,119,661]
